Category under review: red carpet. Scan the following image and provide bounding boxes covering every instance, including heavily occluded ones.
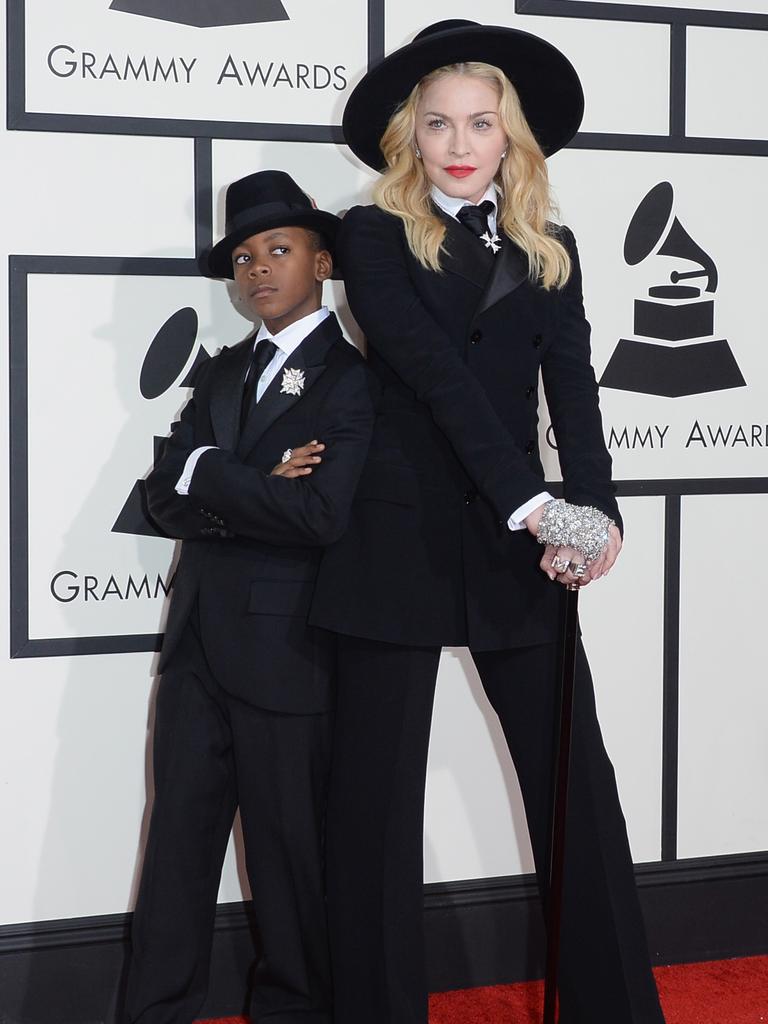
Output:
[199,954,768,1023]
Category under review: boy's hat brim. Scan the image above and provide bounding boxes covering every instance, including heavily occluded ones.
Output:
[204,170,342,279]
[342,20,584,172]
[206,210,341,280]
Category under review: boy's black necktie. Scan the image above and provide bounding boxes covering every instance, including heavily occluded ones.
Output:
[456,200,497,247]
[240,337,278,432]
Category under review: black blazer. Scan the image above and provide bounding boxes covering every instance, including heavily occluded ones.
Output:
[146,312,377,713]
[312,206,619,650]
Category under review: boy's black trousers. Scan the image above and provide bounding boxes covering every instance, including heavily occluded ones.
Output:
[125,608,333,1024]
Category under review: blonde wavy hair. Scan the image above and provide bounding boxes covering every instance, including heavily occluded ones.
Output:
[373,62,571,289]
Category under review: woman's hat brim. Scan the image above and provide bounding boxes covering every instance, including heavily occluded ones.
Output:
[206,209,342,279]
[342,23,584,171]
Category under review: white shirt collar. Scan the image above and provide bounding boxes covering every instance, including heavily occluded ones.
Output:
[255,306,330,356]
[430,182,499,223]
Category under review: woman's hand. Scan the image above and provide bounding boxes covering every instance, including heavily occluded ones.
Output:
[578,524,622,582]
[526,505,623,587]
[270,441,325,478]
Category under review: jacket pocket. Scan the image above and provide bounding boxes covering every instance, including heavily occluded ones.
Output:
[356,460,418,507]
[248,577,316,617]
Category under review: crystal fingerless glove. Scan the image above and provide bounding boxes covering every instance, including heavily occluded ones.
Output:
[536,498,614,563]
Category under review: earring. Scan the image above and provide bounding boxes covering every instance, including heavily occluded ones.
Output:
[415,146,421,159]
[502,149,508,158]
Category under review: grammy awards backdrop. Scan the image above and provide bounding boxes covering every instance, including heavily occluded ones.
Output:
[1,0,767,1019]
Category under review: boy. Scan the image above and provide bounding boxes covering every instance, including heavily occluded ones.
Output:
[125,170,377,1024]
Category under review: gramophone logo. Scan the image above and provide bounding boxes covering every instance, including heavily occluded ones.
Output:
[113,307,210,538]
[108,0,289,27]
[600,181,746,398]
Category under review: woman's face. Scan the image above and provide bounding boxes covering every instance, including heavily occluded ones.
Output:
[414,74,507,205]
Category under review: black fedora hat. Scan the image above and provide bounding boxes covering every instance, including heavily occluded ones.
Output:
[342,19,584,172]
[206,170,341,279]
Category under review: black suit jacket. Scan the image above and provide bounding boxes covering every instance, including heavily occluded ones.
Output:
[312,206,619,650]
[146,312,377,713]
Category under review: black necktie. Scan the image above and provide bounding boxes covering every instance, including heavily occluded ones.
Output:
[240,337,277,432]
[456,200,499,251]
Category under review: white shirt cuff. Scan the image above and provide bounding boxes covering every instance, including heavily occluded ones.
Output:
[175,446,218,495]
[507,491,554,532]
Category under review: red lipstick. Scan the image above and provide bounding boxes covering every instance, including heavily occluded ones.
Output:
[444,165,476,178]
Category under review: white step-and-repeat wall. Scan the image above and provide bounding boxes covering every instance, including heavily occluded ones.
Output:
[1,0,766,928]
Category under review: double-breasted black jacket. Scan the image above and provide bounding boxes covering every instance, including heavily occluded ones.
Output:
[146,312,377,713]
[312,205,620,650]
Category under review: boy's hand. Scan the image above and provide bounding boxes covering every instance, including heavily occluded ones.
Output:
[271,441,325,478]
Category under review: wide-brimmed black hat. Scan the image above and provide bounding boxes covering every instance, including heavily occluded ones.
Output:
[206,170,341,279]
[343,19,584,172]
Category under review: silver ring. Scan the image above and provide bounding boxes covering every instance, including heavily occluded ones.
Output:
[281,449,293,464]
[573,563,587,578]
[551,556,571,574]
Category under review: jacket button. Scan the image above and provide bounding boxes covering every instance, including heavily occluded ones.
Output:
[533,333,543,348]
[525,440,535,455]
[470,330,482,345]
[464,489,478,504]
[526,384,536,398]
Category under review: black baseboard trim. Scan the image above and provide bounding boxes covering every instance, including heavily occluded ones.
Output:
[1,852,766,1021]
[422,851,768,990]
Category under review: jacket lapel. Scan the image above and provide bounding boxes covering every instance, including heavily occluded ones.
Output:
[209,338,253,450]
[475,234,530,316]
[433,202,531,313]
[235,312,340,459]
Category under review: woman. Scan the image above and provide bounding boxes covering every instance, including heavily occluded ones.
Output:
[311,20,665,1024]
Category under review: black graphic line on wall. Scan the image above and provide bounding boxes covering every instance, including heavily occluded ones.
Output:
[669,21,686,140]
[517,0,768,31]
[194,138,213,260]
[516,0,768,158]
[367,0,386,66]
[109,0,289,27]
[600,181,746,399]
[662,493,681,862]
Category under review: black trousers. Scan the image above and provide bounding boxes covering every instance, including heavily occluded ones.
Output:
[325,635,665,1024]
[125,613,333,1024]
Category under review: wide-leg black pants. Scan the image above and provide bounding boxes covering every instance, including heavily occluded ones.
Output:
[125,614,333,1024]
[325,634,665,1024]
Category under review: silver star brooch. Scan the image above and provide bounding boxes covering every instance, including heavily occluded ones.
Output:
[480,230,502,255]
[280,367,305,396]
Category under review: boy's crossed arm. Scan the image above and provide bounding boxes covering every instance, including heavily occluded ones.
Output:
[186,361,376,547]
[147,359,377,547]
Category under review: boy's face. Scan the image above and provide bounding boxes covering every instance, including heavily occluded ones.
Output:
[231,226,333,334]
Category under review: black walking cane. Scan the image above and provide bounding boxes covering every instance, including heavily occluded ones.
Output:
[543,581,581,1024]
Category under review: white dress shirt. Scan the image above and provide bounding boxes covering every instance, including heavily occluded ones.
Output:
[175,306,330,495]
[430,183,552,531]
[431,181,500,234]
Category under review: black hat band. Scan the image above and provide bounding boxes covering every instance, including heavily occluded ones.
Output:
[226,200,312,236]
